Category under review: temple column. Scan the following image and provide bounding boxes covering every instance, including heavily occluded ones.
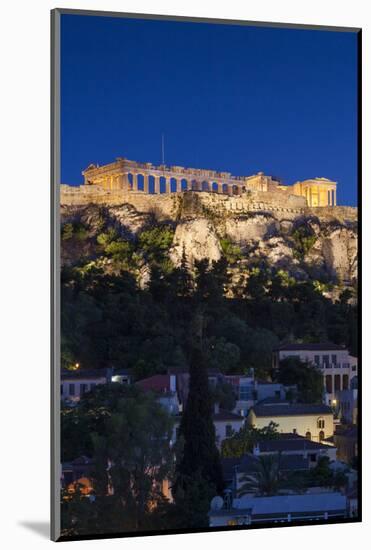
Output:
[122,173,129,192]
[309,187,312,206]
[132,174,138,192]
[143,174,149,194]
[115,175,121,190]
[154,175,160,194]
[176,179,182,192]
[116,174,124,191]
[333,189,337,206]
[165,177,171,194]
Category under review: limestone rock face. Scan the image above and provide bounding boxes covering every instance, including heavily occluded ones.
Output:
[317,226,357,282]
[224,214,279,250]
[60,199,358,290]
[170,218,222,267]
[255,237,297,270]
[106,204,150,236]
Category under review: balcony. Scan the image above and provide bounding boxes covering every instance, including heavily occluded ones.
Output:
[316,362,352,370]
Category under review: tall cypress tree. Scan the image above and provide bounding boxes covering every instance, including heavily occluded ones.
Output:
[174,312,224,498]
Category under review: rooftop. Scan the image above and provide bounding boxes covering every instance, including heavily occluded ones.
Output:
[61,368,109,380]
[238,453,309,473]
[258,436,334,453]
[274,342,346,352]
[136,374,174,393]
[252,403,333,417]
[61,367,131,380]
[233,492,346,515]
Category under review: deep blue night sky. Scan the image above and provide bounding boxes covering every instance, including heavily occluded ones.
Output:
[61,14,358,205]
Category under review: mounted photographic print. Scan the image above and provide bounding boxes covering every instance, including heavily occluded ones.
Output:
[51,9,361,541]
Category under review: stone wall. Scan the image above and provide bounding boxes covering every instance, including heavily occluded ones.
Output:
[304,206,357,223]
[60,185,310,221]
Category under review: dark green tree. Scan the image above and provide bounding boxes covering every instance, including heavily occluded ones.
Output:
[61,384,175,534]
[221,422,279,458]
[175,343,224,493]
[275,356,323,403]
[238,454,282,496]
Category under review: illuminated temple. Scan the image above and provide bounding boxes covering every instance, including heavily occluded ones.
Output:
[64,157,338,207]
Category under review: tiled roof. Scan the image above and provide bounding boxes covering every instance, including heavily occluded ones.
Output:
[61,368,108,380]
[136,375,172,393]
[252,403,333,417]
[237,453,309,473]
[258,437,332,453]
[274,342,346,352]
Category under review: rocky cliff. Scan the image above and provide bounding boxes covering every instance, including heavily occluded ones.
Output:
[61,191,357,293]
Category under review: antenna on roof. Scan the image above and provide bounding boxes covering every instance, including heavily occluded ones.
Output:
[161,133,165,165]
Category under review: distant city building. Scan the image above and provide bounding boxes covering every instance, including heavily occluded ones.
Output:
[60,367,131,403]
[135,374,181,415]
[272,342,358,405]
[335,376,358,425]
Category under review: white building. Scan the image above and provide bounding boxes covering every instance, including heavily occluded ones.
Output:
[223,374,296,417]
[335,377,358,424]
[272,343,357,405]
[247,402,334,442]
[61,367,131,402]
[213,406,245,448]
[172,405,245,449]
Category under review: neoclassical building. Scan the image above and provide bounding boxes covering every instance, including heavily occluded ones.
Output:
[80,157,337,207]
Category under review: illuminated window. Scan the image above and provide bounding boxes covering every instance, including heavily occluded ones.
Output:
[317,418,325,429]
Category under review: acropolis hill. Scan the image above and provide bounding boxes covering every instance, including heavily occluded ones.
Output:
[60,157,358,291]
[60,157,353,222]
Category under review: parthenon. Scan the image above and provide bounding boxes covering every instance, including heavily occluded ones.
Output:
[77,157,337,207]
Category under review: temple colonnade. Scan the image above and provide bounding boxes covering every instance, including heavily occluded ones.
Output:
[82,159,338,206]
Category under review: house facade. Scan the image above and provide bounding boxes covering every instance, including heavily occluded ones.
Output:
[247,403,334,442]
[213,407,245,447]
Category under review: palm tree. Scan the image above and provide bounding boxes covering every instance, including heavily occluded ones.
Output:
[238,454,282,496]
